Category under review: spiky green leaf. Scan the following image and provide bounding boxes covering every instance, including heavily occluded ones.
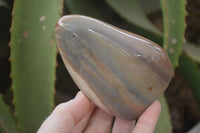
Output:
[10,0,63,132]
[0,95,18,133]
[161,0,186,69]
[139,0,161,15]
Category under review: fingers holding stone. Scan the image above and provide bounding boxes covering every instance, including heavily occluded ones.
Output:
[112,117,135,133]
[132,100,161,133]
[84,108,113,133]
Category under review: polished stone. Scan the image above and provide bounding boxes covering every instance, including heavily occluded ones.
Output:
[55,15,173,120]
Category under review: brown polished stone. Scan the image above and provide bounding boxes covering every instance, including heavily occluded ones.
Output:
[55,15,173,120]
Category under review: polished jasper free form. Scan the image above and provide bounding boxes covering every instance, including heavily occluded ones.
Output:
[55,15,173,120]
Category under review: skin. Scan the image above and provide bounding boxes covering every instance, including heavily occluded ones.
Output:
[37,91,161,133]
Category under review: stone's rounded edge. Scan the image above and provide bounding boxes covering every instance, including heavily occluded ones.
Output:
[55,15,92,37]
[161,47,174,91]
[55,15,73,34]
[57,15,77,27]
[160,43,174,79]
[166,56,174,85]
[56,14,93,28]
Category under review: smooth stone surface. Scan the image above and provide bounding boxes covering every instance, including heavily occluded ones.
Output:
[55,15,173,120]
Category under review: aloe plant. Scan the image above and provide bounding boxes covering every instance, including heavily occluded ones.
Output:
[9,0,63,132]
[160,0,200,112]
[161,0,186,69]
[0,95,18,133]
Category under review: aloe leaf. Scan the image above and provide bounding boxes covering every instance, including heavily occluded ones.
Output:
[160,0,200,114]
[182,42,200,63]
[105,0,162,35]
[161,0,186,69]
[65,0,108,21]
[10,0,63,132]
[139,0,161,15]
[0,95,18,133]
[155,95,172,133]
[179,53,200,110]
[158,0,186,131]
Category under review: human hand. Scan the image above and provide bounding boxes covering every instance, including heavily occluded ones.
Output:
[38,92,161,133]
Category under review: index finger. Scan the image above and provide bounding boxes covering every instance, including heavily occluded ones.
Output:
[37,92,95,133]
